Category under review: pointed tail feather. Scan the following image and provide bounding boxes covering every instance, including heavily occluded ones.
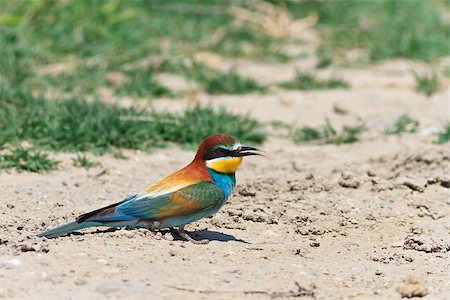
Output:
[38,195,139,238]
[37,221,99,238]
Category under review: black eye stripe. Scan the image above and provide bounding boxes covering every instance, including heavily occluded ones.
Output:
[216,147,231,154]
[203,147,234,160]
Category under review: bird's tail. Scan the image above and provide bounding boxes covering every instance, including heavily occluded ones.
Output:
[37,221,99,238]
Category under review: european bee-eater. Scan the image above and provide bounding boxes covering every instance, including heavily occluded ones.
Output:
[38,134,262,244]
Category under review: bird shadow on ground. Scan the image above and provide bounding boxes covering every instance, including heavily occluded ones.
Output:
[68,227,249,243]
[179,229,249,244]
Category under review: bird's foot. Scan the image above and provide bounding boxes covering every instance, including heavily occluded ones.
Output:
[141,222,161,240]
[178,226,209,244]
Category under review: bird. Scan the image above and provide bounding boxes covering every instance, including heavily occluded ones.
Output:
[37,133,262,244]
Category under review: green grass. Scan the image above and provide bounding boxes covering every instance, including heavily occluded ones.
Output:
[290,0,449,63]
[444,67,450,78]
[0,86,266,155]
[1,0,276,61]
[413,71,440,96]
[161,61,266,95]
[212,31,290,63]
[0,33,268,173]
[292,127,324,142]
[37,66,105,95]
[116,67,172,98]
[174,106,266,148]
[292,121,365,145]
[435,123,450,144]
[37,59,265,98]
[385,115,419,135]
[0,148,59,172]
[202,68,266,95]
[316,47,333,69]
[270,120,292,130]
[3,0,448,172]
[3,0,447,101]
[279,72,350,90]
[72,154,100,169]
[36,65,172,99]
[112,150,128,159]
[0,0,288,99]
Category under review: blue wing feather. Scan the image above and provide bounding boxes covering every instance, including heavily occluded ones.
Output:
[115,193,174,219]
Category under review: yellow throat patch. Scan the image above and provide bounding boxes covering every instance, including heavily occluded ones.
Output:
[206,157,243,173]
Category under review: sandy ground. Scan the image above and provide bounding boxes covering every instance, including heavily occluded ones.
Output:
[1,56,449,299]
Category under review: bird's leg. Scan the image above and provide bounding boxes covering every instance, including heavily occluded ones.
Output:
[143,220,162,239]
[169,227,178,236]
[178,225,209,244]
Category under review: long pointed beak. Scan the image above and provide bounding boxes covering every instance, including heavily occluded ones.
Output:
[236,146,264,157]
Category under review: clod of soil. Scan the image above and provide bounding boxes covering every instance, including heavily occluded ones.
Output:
[396,275,428,298]
[338,171,360,188]
[403,235,450,253]
[399,177,427,192]
[237,184,257,197]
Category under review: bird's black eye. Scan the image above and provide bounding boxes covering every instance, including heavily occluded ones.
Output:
[216,148,225,155]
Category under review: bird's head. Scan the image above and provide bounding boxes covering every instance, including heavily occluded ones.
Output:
[195,134,263,174]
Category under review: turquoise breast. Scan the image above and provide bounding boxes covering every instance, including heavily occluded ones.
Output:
[207,169,236,199]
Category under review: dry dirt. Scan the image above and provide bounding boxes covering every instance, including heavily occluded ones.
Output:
[1,57,449,299]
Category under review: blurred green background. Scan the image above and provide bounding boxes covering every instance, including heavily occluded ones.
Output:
[0,0,449,171]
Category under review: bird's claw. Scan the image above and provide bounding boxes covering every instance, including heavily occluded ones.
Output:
[177,226,209,244]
